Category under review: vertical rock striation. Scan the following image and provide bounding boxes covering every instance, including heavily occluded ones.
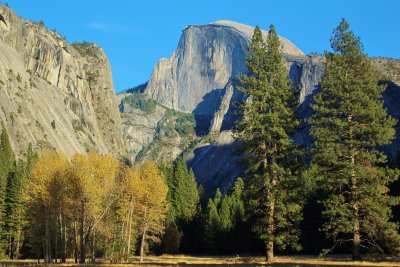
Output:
[0,4,126,157]
[145,21,304,115]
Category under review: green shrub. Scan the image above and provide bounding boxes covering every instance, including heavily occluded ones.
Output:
[161,122,175,137]
[123,94,156,113]
[175,112,195,136]
[72,42,99,58]
[160,108,195,136]
[73,125,84,133]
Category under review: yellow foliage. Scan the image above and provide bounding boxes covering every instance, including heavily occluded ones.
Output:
[69,152,120,225]
[27,150,70,209]
[27,151,168,262]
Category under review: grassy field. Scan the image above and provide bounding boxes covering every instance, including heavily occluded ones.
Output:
[1,255,400,267]
[0,255,400,267]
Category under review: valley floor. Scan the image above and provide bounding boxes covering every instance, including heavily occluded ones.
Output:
[1,255,400,267]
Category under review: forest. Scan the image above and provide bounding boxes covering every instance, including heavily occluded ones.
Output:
[0,18,399,264]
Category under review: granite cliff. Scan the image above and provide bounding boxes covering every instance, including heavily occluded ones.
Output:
[120,21,325,189]
[0,4,126,157]
[120,21,400,192]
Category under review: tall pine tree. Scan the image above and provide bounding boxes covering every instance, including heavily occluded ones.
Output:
[309,18,400,259]
[0,123,15,254]
[234,25,301,262]
[3,145,36,259]
[171,158,199,222]
[0,124,14,210]
[161,158,199,253]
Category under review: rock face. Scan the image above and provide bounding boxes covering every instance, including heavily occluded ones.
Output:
[122,20,400,194]
[121,21,325,189]
[209,82,234,135]
[145,20,304,116]
[0,4,126,157]
[119,93,197,163]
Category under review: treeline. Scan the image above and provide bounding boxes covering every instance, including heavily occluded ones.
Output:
[0,138,248,261]
[0,132,168,263]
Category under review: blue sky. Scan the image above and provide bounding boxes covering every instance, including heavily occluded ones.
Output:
[5,0,400,92]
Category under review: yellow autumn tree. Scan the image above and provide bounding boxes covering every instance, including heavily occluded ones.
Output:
[114,166,141,261]
[26,152,168,263]
[68,152,120,263]
[26,150,70,263]
[134,161,168,262]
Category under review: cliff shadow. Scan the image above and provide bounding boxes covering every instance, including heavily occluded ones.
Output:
[381,80,400,161]
[193,88,225,136]
[295,81,321,148]
[187,141,246,200]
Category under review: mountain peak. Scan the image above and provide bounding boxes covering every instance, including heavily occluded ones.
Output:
[210,20,304,57]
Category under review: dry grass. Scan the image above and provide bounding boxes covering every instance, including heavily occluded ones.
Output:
[1,255,400,267]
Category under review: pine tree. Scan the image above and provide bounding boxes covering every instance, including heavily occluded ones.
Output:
[3,145,35,259]
[161,158,199,254]
[0,124,15,211]
[204,190,221,253]
[0,124,15,254]
[162,222,181,254]
[3,160,22,259]
[162,159,199,224]
[172,158,199,222]
[309,18,400,259]
[233,25,301,262]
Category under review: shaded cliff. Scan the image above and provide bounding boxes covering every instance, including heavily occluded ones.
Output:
[121,20,400,193]
[120,21,324,185]
[0,4,126,157]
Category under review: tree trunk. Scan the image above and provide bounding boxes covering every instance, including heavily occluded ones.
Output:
[261,142,276,263]
[15,226,21,259]
[80,202,85,264]
[139,226,147,263]
[111,231,116,263]
[127,208,133,258]
[348,115,361,261]
[92,228,96,263]
[352,215,361,260]
[73,221,78,263]
[266,192,275,263]
[61,215,66,263]
[15,211,21,259]
[139,208,148,263]
[45,217,50,264]
[55,217,59,264]
[42,239,46,265]
[121,221,126,262]
[8,234,12,259]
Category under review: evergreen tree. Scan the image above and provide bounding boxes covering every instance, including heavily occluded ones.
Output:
[172,158,199,222]
[233,25,301,261]
[161,158,199,254]
[0,124,15,254]
[204,190,221,253]
[3,145,36,259]
[203,180,250,254]
[0,124,14,211]
[3,159,27,259]
[309,18,400,259]
[162,158,199,223]
[162,222,181,254]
